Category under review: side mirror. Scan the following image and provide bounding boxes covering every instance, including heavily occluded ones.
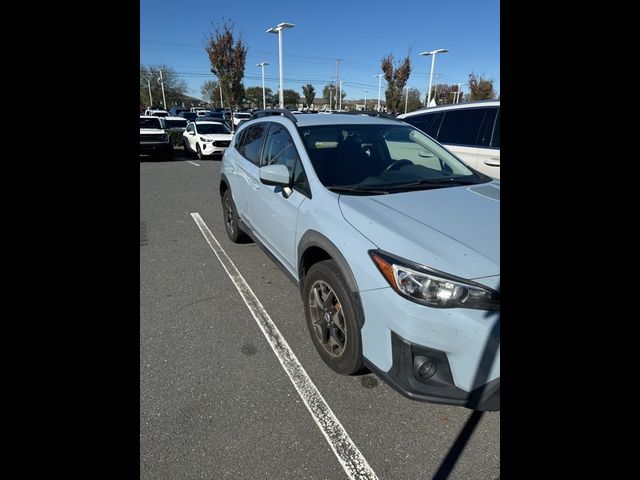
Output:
[259,164,290,187]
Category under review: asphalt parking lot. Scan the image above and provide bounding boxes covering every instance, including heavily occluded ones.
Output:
[140,150,500,479]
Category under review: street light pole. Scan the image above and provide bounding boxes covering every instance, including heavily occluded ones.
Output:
[420,49,449,107]
[374,74,383,112]
[267,22,295,109]
[158,68,167,110]
[338,81,344,111]
[147,79,153,108]
[364,89,367,111]
[257,62,270,109]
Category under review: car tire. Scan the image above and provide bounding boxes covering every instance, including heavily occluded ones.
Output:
[303,260,363,375]
[196,144,204,160]
[222,190,248,243]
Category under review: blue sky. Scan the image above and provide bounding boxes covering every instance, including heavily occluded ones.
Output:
[140,0,499,102]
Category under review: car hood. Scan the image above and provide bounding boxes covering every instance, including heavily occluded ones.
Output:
[338,181,500,281]
[199,134,232,141]
[140,128,165,134]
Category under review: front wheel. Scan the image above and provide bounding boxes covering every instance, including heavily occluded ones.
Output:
[303,260,363,375]
[196,144,204,160]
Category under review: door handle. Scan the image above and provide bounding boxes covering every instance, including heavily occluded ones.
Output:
[483,157,500,166]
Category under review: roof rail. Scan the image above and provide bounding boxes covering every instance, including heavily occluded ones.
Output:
[339,110,403,122]
[250,109,298,124]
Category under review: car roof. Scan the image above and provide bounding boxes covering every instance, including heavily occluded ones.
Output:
[279,113,403,127]
[192,120,228,125]
[140,115,162,119]
[164,116,188,121]
[398,100,500,119]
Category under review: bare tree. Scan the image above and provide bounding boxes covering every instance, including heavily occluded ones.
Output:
[381,52,411,114]
[302,84,315,110]
[140,64,188,108]
[467,72,496,101]
[204,20,248,111]
[201,80,220,107]
[405,88,423,113]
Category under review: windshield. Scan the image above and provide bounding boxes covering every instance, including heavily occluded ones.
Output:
[140,118,162,129]
[180,112,197,120]
[300,124,490,194]
[197,123,230,134]
[165,119,187,129]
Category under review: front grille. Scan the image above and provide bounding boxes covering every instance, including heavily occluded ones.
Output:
[213,140,230,147]
[140,134,167,143]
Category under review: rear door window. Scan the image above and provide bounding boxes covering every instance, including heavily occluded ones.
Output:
[491,109,500,148]
[437,108,488,146]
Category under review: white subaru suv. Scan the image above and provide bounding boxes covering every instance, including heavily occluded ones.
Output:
[219,110,500,411]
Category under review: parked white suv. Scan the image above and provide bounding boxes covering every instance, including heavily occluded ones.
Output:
[182,121,233,160]
[140,115,172,159]
[399,100,500,179]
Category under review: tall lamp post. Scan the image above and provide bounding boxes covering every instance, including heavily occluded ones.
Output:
[374,74,383,111]
[266,22,295,108]
[455,82,467,103]
[338,80,344,111]
[257,62,270,109]
[364,89,367,110]
[420,49,448,107]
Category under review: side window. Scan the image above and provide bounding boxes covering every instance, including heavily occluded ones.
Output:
[241,123,267,165]
[437,108,488,146]
[186,124,194,133]
[490,109,500,148]
[261,124,299,172]
[262,123,311,197]
[234,128,246,152]
[476,108,497,147]
[404,112,443,139]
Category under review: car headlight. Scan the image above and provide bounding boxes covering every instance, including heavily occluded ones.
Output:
[200,136,210,142]
[369,250,499,310]
[160,134,168,141]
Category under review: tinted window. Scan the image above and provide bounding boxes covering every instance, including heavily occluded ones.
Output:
[404,112,444,139]
[491,109,500,148]
[241,123,267,165]
[140,118,162,129]
[436,108,489,146]
[165,119,188,129]
[475,108,497,147]
[196,123,230,134]
[151,112,168,117]
[179,112,197,121]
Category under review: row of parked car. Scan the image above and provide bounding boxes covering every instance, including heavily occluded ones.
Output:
[140,100,500,179]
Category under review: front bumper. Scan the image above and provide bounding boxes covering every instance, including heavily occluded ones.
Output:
[201,143,229,156]
[359,287,500,410]
[366,331,499,411]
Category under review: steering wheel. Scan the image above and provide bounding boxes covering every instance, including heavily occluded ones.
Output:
[383,159,413,173]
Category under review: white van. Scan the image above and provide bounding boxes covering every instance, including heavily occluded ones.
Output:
[398,100,500,179]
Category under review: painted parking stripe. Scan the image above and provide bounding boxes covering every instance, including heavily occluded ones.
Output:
[187,160,200,166]
[191,212,378,480]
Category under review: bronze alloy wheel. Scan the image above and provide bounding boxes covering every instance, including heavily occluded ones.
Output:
[308,280,347,358]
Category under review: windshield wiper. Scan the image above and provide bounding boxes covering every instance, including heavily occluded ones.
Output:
[327,186,390,195]
[386,177,477,191]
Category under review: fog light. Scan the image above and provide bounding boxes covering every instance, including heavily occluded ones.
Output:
[414,356,438,380]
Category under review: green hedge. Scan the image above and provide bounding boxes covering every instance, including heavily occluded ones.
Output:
[167,129,184,147]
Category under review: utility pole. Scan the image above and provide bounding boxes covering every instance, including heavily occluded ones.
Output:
[374,74,383,112]
[338,81,344,111]
[364,89,367,111]
[158,69,166,110]
[336,59,340,110]
[329,87,333,110]
[404,87,409,114]
[147,79,153,108]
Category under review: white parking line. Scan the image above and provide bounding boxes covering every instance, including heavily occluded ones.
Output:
[191,212,378,480]
[186,160,200,166]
